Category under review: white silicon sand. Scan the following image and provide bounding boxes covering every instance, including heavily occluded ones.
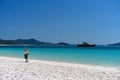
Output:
[0,56,120,80]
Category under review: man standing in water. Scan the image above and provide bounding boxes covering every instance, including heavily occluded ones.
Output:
[24,47,29,62]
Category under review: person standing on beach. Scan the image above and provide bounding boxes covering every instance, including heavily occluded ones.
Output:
[24,47,29,62]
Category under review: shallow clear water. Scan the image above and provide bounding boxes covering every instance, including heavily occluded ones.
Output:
[0,46,120,67]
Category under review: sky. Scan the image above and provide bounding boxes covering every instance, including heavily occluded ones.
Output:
[0,0,120,44]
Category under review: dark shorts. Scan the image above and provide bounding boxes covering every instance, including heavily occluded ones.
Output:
[24,54,28,58]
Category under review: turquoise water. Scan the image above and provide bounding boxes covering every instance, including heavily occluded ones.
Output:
[0,46,120,67]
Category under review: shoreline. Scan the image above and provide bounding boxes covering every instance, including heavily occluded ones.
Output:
[1,55,120,69]
[1,56,120,69]
[0,56,120,80]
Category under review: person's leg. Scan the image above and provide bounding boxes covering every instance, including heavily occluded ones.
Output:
[24,54,28,62]
[25,58,28,62]
[26,58,28,62]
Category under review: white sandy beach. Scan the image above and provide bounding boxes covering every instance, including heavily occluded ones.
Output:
[0,57,120,80]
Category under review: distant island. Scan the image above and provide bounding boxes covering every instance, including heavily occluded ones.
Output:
[0,38,70,47]
[108,42,120,46]
[0,38,99,47]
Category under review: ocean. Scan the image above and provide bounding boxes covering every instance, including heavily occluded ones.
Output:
[0,46,120,67]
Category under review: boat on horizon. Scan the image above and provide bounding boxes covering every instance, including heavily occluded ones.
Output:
[77,42,96,47]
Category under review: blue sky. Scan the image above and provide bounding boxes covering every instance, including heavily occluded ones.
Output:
[0,0,120,44]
